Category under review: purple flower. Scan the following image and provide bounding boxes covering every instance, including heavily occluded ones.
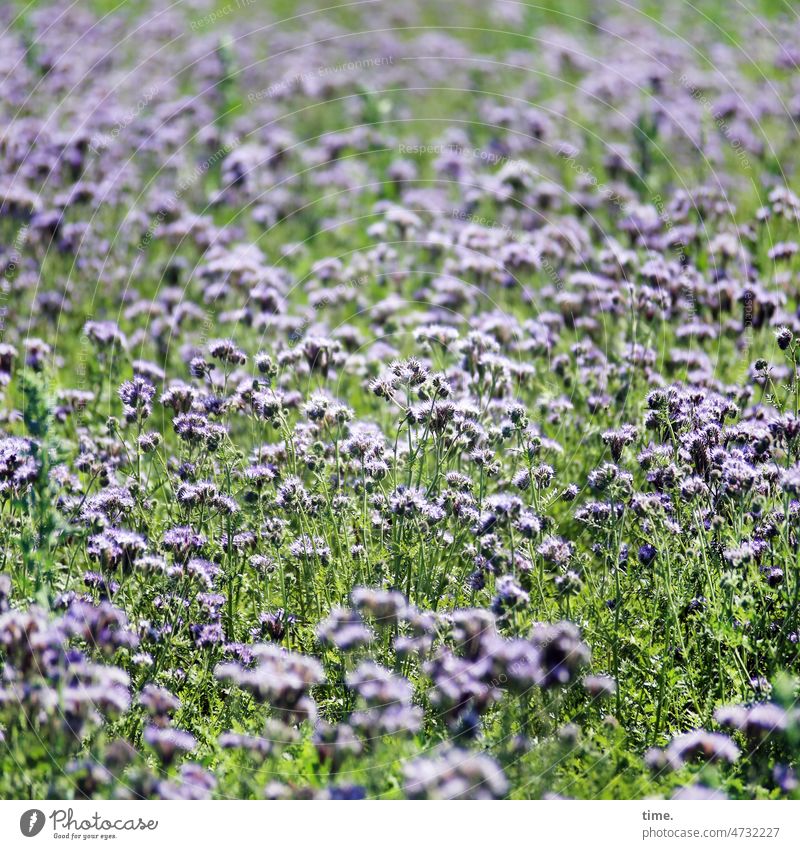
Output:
[118,377,155,422]
[664,730,740,770]
[143,725,196,765]
[162,526,206,561]
[139,684,181,722]
[403,749,508,800]
[638,543,657,566]
[316,608,373,651]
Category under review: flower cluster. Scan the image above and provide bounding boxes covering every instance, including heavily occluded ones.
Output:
[0,0,799,802]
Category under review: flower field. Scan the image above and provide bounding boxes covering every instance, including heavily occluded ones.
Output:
[1,0,800,800]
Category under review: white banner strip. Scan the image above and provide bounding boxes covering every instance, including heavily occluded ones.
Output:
[1,800,799,848]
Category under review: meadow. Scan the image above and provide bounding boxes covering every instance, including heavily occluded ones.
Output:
[1,0,800,800]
